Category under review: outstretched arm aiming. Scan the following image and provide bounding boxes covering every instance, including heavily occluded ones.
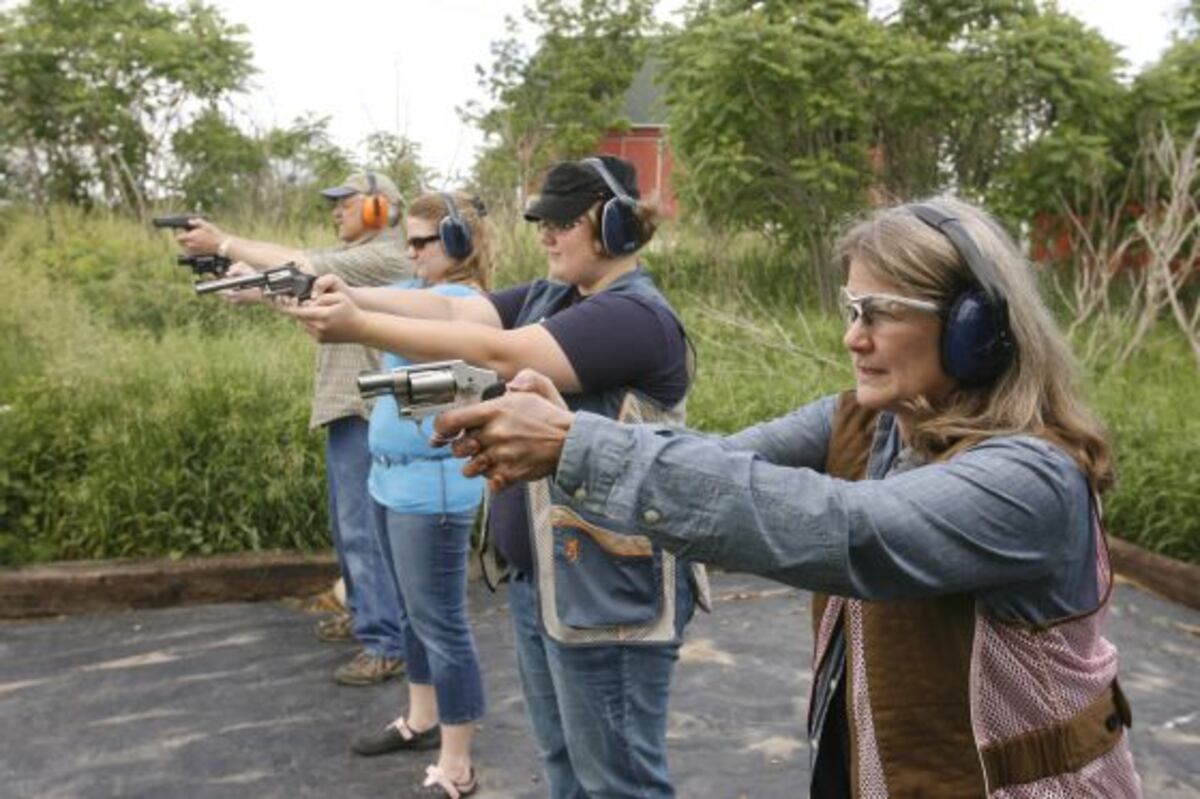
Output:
[311,273,501,324]
[176,219,303,270]
[286,284,583,391]
[436,372,1088,605]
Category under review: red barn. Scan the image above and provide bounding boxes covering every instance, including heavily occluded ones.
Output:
[596,60,679,217]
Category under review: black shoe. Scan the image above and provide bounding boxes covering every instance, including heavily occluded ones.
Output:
[352,720,441,756]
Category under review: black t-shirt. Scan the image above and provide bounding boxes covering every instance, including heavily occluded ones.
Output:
[486,283,690,573]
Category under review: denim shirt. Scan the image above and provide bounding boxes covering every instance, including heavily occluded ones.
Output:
[555,393,1100,624]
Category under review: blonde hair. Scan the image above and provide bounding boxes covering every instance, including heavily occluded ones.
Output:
[834,196,1114,492]
[407,191,496,291]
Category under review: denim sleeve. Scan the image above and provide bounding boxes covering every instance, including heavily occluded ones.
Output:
[556,413,1088,601]
[723,394,838,468]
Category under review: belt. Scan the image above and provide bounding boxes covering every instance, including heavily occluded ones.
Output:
[372,453,446,469]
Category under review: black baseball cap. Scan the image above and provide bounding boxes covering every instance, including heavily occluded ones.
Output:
[523,156,640,223]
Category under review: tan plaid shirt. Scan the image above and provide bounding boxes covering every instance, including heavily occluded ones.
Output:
[300,231,415,429]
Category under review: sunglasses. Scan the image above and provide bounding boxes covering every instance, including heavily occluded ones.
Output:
[535,217,584,235]
[407,233,441,252]
[840,286,941,327]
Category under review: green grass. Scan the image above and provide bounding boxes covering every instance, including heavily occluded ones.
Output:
[1,207,1196,565]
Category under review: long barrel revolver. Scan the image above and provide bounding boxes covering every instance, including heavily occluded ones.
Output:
[152,213,206,231]
[193,264,316,301]
[357,360,506,420]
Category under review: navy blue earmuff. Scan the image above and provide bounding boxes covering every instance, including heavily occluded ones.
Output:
[439,192,474,260]
[910,205,1016,387]
[582,157,642,256]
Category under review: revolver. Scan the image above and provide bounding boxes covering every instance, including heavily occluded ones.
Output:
[177,253,232,278]
[152,214,206,231]
[193,264,316,301]
[357,360,506,419]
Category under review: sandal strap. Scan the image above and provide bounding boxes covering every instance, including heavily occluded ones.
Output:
[391,717,415,741]
[423,764,476,798]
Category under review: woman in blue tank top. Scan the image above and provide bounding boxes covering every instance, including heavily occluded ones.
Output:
[349,191,494,798]
[289,157,696,799]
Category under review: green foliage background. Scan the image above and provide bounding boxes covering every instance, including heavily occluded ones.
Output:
[1,209,1196,566]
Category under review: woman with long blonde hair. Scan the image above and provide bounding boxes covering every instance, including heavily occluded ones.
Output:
[351,190,494,797]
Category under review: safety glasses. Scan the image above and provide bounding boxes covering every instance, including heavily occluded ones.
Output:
[407,233,441,252]
[840,286,941,327]
[535,217,584,235]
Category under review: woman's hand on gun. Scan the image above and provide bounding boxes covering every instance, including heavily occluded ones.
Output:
[284,274,366,342]
[434,369,575,492]
[220,262,265,305]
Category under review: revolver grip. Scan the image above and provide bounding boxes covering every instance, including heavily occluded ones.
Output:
[481,382,506,402]
[295,272,317,302]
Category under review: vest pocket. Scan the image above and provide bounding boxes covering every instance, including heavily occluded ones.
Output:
[552,523,663,629]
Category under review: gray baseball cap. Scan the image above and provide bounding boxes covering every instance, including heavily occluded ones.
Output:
[319,171,402,205]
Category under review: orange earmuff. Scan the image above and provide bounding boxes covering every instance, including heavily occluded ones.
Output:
[361,194,388,229]
[360,170,388,229]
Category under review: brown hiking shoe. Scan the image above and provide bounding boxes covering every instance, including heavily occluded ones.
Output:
[314,613,355,643]
[334,650,405,686]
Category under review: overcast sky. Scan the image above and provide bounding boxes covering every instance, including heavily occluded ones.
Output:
[211,0,1186,185]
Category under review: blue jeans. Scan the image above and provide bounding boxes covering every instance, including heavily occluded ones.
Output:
[325,416,406,659]
[383,510,486,724]
[508,570,695,799]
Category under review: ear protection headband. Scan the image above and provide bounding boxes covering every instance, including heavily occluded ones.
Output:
[360,171,390,230]
[910,204,1016,386]
[582,157,642,256]
[438,192,474,260]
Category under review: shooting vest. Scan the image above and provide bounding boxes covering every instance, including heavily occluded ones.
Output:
[515,268,710,645]
[811,391,1140,797]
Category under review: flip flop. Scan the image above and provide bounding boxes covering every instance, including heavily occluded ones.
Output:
[423,763,478,798]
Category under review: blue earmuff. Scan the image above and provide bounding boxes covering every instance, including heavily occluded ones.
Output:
[439,192,473,260]
[582,157,642,256]
[910,205,1016,387]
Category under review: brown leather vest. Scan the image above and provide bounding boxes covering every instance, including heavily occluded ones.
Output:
[812,391,1132,797]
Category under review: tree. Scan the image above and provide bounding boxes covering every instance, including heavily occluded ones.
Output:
[1130,4,1200,142]
[171,108,266,211]
[959,7,1127,220]
[659,0,1129,303]
[0,0,253,213]
[466,0,656,208]
[363,131,430,204]
[248,114,353,228]
[660,1,884,304]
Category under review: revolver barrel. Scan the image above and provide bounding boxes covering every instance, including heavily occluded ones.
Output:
[194,272,263,295]
[192,264,314,300]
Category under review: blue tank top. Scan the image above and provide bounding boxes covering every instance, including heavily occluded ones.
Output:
[367,281,485,515]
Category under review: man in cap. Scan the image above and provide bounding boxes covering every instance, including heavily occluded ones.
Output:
[177,171,411,685]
